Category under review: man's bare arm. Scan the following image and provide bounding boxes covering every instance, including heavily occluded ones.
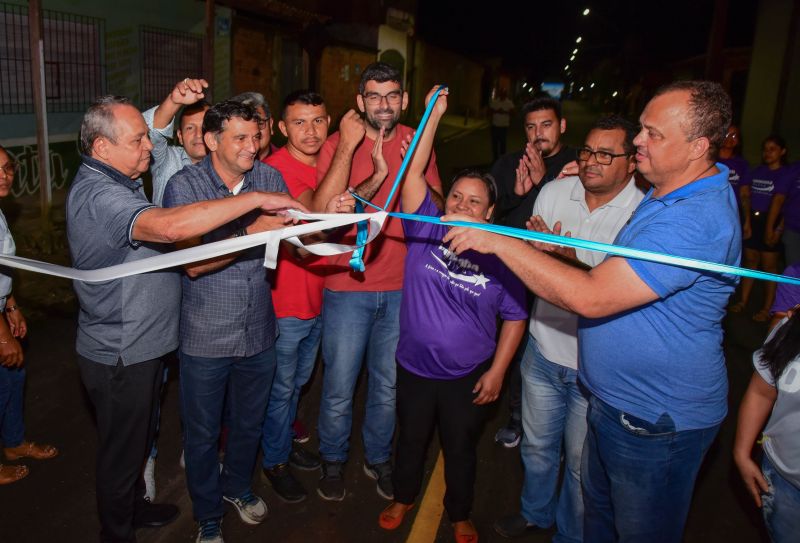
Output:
[311,110,365,211]
[442,226,658,318]
[133,192,306,244]
[152,78,208,130]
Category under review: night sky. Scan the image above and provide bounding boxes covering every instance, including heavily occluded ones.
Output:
[418,0,760,83]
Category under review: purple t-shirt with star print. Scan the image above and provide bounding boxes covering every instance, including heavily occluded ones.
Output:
[396,191,528,379]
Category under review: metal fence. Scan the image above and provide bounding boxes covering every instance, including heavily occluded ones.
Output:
[0,3,105,114]
[140,26,203,106]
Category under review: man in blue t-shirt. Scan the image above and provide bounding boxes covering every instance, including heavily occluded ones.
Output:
[443,81,740,542]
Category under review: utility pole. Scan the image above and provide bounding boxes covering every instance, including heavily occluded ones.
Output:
[204,0,215,96]
[28,0,52,226]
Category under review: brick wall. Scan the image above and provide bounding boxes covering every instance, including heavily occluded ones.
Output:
[318,45,377,123]
[232,17,278,111]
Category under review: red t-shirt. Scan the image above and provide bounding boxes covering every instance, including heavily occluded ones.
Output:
[316,124,442,292]
[264,147,326,319]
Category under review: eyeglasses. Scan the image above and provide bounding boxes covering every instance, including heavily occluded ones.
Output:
[577,147,630,165]
[362,90,403,106]
[0,161,18,176]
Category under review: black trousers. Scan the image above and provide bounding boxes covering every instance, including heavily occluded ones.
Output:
[77,355,163,543]
[392,362,490,522]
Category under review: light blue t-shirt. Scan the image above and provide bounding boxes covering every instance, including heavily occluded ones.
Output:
[579,164,741,431]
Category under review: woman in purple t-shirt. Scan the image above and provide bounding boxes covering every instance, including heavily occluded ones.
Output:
[718,124,750,216]
[731,135,790,322]
[378,88,528,543]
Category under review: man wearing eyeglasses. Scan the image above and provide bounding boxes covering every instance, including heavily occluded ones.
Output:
[494,115,643,541]
[310,62,443,502]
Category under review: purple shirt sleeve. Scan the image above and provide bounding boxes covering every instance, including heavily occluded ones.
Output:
[771,263,800,314]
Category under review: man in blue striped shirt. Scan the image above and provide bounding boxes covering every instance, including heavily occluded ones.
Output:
[163,99,296,543]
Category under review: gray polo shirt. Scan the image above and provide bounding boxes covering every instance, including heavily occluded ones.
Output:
[66,155,181,365]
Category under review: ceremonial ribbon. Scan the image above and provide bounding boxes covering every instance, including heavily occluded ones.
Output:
[348,198,367,272]
[2,81,798,287]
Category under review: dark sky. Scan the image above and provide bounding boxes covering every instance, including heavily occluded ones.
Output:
[417,0,760,82]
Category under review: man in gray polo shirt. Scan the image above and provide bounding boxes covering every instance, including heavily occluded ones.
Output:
[67,95,304,543]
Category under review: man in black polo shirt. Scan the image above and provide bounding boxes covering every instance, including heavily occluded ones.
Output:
[490,96,576,449]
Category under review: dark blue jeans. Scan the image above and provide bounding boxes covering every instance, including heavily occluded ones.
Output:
[582,395,720,543]
[261,315,322,468]
[0,365,25,448]
[180,347,277,522]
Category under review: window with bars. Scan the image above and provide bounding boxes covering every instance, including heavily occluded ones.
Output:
[140,26,203,107]
[0,3,105,114]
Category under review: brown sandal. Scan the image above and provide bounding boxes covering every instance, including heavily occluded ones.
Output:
[0,463,29,484]
[4,441,58,461]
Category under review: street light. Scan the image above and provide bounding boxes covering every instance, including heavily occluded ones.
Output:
[572,48,578,55]
[576,36,582,43]
[579,86,584,92]
[583,8,590,16]
[570,55,575,61]
[590,82,595,88]
[522,82,527,88]
[564,64,570,71]
[612,91,619,97]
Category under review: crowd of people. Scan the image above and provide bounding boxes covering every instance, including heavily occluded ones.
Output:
[1,61,799,543]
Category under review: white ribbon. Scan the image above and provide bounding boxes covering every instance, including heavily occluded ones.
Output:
[0,211,387,283]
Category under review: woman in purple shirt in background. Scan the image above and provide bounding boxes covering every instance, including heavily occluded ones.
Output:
[378,87,527,543]
[718,124,751,218]
[766,163,800,267]
[731,135,791,322]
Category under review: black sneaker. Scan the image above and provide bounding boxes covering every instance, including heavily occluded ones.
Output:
[263,463,307,503]
[134,498,179,528]
[363,461,394,500]
[289,445,321,471]
[317,461,346,501]
[493,513,542,538]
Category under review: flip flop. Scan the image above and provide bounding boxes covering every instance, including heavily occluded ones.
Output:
[453,520,479,543]
[4,441,59,461]
[0,463,29,484]
[378,502,414,530]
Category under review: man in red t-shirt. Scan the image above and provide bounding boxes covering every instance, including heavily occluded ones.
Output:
[311,62,443,502]
[261,90,354,504]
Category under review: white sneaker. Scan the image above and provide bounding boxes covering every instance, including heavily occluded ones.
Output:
[223,491,268,525]
[143,456,156,502]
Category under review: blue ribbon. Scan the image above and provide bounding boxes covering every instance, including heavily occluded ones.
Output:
[387,211,800,286]
[348,198,367,272]
[382,85,447,210]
